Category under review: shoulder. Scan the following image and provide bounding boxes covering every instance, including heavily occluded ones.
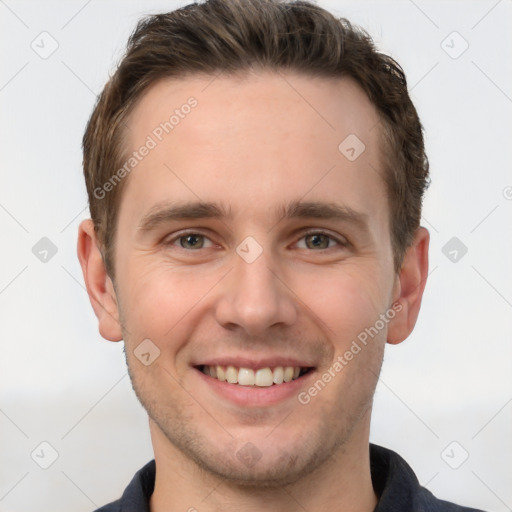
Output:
[414,486,487,512]
[370,444,487,512]
[92,502,121,512]
[90,460,155,512]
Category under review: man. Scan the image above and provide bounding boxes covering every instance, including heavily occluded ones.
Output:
[77,0,485,510]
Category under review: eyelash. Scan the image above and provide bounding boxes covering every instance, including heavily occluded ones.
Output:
[166,229,349,251]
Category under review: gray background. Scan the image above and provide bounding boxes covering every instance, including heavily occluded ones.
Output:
[0,0,511,510]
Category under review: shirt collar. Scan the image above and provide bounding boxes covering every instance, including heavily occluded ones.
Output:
[113,444,479,511]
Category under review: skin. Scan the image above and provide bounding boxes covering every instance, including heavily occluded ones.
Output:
[78,70,429,512]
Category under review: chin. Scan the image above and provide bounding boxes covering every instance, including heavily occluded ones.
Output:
[152,410,341,488]
[188,444,323,488]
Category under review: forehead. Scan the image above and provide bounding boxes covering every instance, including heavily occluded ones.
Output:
[120,70,387,232]
[127,70,381,159]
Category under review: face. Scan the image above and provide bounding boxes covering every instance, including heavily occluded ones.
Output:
[107,71,400,485]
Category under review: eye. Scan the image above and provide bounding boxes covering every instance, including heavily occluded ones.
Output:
[296,232,345,250]
[171,233,214,250]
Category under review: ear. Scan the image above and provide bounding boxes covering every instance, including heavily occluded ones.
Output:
[387,227,429,345]
[77,219,123,342]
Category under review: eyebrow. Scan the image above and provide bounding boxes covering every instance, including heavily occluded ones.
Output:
[277,200,369,230]
[137,199,369,233]
[137,201,232,232]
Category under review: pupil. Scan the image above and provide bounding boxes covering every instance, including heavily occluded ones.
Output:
[182,235,202,248]
[307,234,328,249]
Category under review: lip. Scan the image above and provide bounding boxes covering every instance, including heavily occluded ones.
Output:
[194,366,316,407]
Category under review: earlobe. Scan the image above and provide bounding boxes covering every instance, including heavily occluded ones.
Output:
[77,219,123,342]
[387,227,429,345]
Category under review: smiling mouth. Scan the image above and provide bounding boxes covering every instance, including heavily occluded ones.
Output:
[197,365,313,387]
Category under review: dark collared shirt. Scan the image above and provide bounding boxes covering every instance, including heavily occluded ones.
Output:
[94,444,485,511]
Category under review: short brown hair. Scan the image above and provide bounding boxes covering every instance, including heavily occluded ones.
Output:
[82,0,429,278]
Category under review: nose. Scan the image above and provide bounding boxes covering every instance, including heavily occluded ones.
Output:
[214,245,297,336]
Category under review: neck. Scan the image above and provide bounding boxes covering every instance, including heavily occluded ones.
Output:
[149,413,378,512]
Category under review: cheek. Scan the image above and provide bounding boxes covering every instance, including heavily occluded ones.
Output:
[118,262,224,349]
[300,267,389,413]
[293,262,392,342]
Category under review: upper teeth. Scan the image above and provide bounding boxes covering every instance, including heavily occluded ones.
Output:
[202,365,304,387]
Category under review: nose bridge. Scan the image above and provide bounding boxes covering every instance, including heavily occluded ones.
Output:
[214,240,297,334]
[236,245,276,301]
